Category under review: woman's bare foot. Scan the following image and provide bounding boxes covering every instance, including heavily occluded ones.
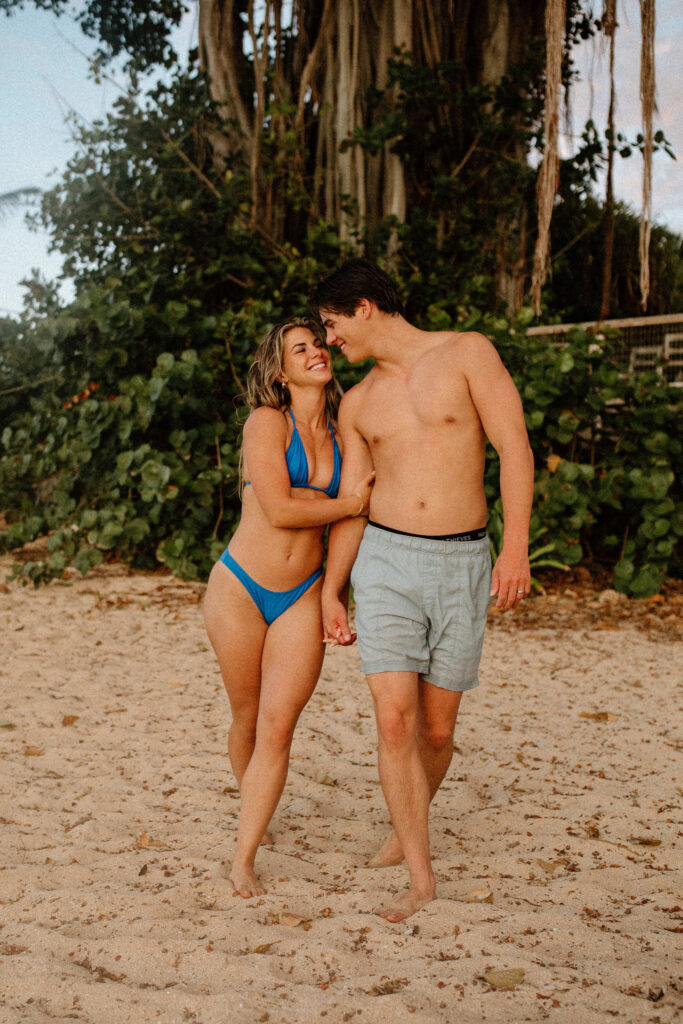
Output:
[261,829,274,846]
[374,886,435,922]
[367,830,403,868]
[230,864,267,898]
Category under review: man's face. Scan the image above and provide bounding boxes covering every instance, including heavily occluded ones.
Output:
[318,307,368,363]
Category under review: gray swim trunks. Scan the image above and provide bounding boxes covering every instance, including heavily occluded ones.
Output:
[350,522,492,692]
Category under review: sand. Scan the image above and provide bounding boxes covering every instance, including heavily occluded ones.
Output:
[0,556,681,1024]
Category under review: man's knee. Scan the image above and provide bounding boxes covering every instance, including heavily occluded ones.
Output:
[230,710,258,746]
[422,723,454,753]
[376,705,415,750]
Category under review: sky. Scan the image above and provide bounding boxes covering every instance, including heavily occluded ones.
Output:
[0,1,681,316]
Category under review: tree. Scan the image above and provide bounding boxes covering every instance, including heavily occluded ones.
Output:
[0,50,679,594]
[197,0,550,306]
[0,0,187,66]
[3,0,664,313]
[0,187,41,220]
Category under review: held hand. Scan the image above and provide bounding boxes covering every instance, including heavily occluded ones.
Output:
[322,592,356,646]
[490,548,531,610]
[351,470,376,516]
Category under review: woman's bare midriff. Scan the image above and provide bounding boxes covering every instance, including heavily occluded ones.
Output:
[226,487,327,589]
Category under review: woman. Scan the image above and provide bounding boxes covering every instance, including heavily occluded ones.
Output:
[203,317,374,898]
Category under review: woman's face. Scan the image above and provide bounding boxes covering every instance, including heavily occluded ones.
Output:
[280,327,333,389]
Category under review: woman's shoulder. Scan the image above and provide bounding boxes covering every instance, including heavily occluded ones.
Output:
[243,405,288,440]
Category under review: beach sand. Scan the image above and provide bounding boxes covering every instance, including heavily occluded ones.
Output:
[1,556,681,1024]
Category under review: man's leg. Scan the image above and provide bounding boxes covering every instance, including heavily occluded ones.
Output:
[369,681,463,867]
[367,671,436,921]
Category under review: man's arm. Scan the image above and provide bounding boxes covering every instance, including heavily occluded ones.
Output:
[460,333,535,609]
[322,390,374,644]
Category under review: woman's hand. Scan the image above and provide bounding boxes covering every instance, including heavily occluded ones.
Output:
[351,470,375,516]
[322,592,356,647]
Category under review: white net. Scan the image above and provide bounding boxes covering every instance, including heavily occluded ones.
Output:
[527,314,683,385]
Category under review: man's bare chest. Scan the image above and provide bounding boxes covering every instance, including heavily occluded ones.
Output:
[356,373,477,445]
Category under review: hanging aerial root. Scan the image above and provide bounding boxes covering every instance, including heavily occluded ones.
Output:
[599,0,617,320]
[639,0,655,311]
[531,0,566,315]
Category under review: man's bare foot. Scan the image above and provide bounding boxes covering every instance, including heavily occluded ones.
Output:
[374,887,435,922]
[230,864,267,898]
[367,830,404,868]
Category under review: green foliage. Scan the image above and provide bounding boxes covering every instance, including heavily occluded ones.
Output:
[351,56,681,321]
[487,502,570,591]
[346,50,544,315]
[548,180,683,319]
[0,64,356,585]
[1,60,680,596]
[1,1,187,70]
[484,318,682,596]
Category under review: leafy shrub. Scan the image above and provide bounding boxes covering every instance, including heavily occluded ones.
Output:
[1,66,680,596]
[483,316,682,595]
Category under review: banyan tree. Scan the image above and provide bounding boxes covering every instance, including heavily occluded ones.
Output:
[197,0,657,314]
[2,0,660,314]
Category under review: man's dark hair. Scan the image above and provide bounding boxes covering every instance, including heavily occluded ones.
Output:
[311,258,404,318]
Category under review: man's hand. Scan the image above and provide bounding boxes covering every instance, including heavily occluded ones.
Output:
[490,547,531,609]
[322,591,356,646]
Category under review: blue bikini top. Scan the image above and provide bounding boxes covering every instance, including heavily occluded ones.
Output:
[245,408,341,498]
[285,409,341,497]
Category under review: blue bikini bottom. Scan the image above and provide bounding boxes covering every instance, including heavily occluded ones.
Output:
[219,549,323,625]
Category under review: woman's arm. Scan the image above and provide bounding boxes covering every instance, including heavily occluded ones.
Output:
[243,407,373,528]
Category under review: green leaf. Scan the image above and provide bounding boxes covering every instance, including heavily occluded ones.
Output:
[156,353,175,374]
[628,566,665,598]
[116,450,135,473]
[614,558,635,581]
[73,547,104,574]
[98,521,124,549]
[127,518,150,544]
[149,377,165,402]
[165,301,188,320]
[639,517,671,540]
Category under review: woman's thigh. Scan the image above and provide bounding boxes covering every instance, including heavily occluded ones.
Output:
[203,561,268,720]
[258,579,325,733]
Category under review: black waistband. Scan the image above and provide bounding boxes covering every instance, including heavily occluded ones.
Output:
[367,520,487,542]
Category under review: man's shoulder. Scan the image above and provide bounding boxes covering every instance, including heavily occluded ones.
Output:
[428,330,500,375]
[435,329,495,356]
[338,374,376,425]
[340,373,375,404]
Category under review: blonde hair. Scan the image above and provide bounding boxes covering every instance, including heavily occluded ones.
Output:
[238,318,341,491]
[245,317,340,423]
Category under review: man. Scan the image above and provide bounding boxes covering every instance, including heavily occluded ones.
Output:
[312,258,534,922]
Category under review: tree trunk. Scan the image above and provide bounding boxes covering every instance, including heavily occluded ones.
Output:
[531,0,566,314]
[198,0,545,308]
[198,0,253,166]
[599,3,617,321]
[638,0,655,310]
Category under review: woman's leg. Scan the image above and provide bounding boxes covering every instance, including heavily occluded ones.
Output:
[203,561,268,790]
[230,580,325,896]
